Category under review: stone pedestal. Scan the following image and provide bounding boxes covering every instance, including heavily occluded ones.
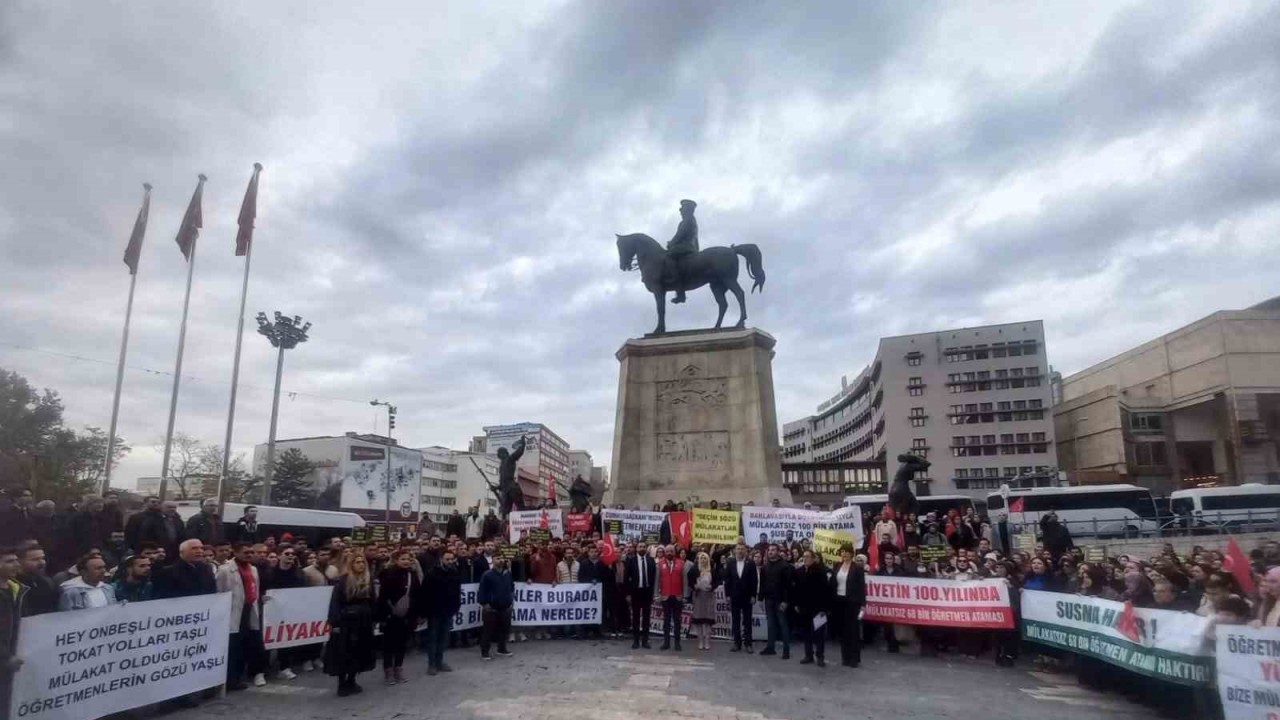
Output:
[609,327,792,508]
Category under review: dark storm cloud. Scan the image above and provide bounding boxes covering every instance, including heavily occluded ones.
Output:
[1,1,1277,485]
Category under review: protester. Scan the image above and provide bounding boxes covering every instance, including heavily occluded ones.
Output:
[625,541,656,649]
[687,551,717,651]
[217,542,268,689]
[112,555,153,603]
[376,549,421,685]
[16,544,58,616]
[154,539,216,598]
[657,545,686,651]
[186,498,224,545]
[759,544,793,659]
[0,546,29,714]
[235,506,261,543]
[723,543,758,652]
[556,545,582,639]
[793,549,830,667]
[423,547,462,673]
[265,546,307,678]
[465,506,483,542]
[58,554,118,610]
[830,545,865,668]
[445,509,466,539]
[327,553,377,696]
[478,557,515,660]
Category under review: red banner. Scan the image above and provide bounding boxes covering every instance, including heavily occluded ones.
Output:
[565,512,593,534]
[863,576,1013,629]
[668,511,692,548]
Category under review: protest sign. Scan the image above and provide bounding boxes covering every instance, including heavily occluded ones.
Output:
[10,593,231,720]
[565,512,593,534]
[919,544,950,562]
[863,576,1013,629]
[350,527,369,545]
[525,528,552,544]
[601,509,665,542]
[812,528,857,565]
[1084,546,1107,563]
[1021,589,1212,686]
[650,585,766,642]
[741,506,820,544]
[1012,532,1036,551]
[498,545,522,561]
[508,509,564,543]
[1217,626,1280,720]
[262,587,333,650]
[453,583,483,631]
[692,508,739,545]
[741,506,864,547]
[510,584,602,626]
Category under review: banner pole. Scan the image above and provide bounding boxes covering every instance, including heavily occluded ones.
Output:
[217,241,253,514]
[102,271,138,494]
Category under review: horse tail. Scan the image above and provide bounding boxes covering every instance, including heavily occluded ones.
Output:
[732,244,766,293]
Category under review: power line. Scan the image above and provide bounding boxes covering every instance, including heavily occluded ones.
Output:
[0,341,372,407]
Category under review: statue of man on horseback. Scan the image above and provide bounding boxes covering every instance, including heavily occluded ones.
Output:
[616,200,766,335]
[666,199,699,304]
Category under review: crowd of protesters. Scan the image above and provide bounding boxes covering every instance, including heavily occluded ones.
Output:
[0,487,1276,717]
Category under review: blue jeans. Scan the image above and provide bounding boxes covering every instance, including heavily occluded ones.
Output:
[427,613,453,668]
[765,598,790,652]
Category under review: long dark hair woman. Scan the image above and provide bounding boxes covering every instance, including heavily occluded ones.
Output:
[376,549,422,685]
[326,554,378,696]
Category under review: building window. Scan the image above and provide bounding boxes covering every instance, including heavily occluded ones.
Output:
[906,355,922,366]
[908,386,924,397]
[1032,432,1046,442]
[1130,413,1164,433]
[1134,441,1168,466]
[910,407,925,417]
[1029,399,1043,409]
[912,438,928,448]
[910,417,926,427]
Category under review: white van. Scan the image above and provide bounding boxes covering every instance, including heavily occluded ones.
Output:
[1170,484,1280,530]
[986,484,1159,538]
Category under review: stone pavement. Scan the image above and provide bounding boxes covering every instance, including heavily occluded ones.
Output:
[166,637,1167,720]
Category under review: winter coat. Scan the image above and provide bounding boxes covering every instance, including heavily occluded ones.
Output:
[792,563,832,616]
[215,561,262,633]
[58,577,119,611]
[422,561,463,617]
[325,577,377,677]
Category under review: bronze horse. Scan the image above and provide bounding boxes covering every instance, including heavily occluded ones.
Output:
[616,233,765,335]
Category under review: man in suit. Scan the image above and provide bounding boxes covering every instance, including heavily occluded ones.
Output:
[624,541,657,649]
[722,543,758,652]
[153,539,217,599]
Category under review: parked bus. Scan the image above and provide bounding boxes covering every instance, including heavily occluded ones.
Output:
[843,493,976,519]
[1170,484,1280,530]
[986,484,1159,537]
[176,502,366,545]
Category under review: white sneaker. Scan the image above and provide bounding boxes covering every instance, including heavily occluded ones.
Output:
[301,660,315,672]
[252,673,267,687]
[279,668,297,680]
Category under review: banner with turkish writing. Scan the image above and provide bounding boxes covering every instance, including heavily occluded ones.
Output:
[263,587,334,650]
[1218,626,1280,720]
[509,509,564,543]
[565,512,594,534]
[864,576,1013,629]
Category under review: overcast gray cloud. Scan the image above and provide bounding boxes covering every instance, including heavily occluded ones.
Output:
[1,1,1278,488]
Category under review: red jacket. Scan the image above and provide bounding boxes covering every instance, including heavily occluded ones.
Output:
[658,558,686,599]
[530,551,558,584]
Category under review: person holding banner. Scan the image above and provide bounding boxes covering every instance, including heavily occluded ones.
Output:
[376,549,421,685]
[830,545,865,668]
[264,546,307,679]
[478,557,515,660]
[327,554,378,696]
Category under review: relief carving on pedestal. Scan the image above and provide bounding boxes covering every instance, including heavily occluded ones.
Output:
[656,364,727,410]
[656,431,729,469]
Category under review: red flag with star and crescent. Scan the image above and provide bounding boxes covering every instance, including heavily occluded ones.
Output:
[1224,537,1257,595]
[600,533,618,566]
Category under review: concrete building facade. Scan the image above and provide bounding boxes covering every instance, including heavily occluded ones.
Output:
[448,450,500,516]
[782,321,1058,500]
[1055,297,1280,495]
[418,446,459,522]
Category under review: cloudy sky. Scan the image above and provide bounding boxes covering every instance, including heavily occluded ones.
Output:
[2,1,1277,490]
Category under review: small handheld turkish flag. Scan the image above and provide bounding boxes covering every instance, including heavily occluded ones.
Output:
[1116,601,1142,643]
[539,510,550,530]
[601,534,618,566]
[1224,537,1257,595]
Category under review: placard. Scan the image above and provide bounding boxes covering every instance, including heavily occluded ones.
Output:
[600,509,666,542]
[565,512,594,534]
[918,544,950,562]
[508,509,564,543]
[692,508,740,545]
[864,576,1013,629]
[262,587,334,650]
[1217,626,1280,720]
[812,528,857,566]
[9,594,232,720]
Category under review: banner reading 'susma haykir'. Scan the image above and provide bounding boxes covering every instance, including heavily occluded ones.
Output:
[1021,589,1213,686]
[863,576,1013,629]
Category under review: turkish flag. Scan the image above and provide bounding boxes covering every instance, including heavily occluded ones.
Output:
[1009,497,1025,513]
[1224,537,1257,595]
[539,510,550,529]
[868,534,881,572]
[1115,601,1142,643]
[669,511,691,549]
[601,533,619,566]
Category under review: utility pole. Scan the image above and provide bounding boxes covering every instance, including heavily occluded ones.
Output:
[371,399,397,528]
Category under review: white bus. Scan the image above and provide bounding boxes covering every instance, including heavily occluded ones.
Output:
[843,493,976,519]
[986,484,1159,537]
[1170,484,1280,530]
[176,502,366,544]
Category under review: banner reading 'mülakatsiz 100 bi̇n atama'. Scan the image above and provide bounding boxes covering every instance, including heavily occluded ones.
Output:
[863,576,1013,629]
[1021,589,1213,686]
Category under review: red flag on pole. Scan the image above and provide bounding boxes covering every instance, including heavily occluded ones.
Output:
[122,183,152,274]
[868,535,881,572]
[1009,497,1025,513]
[669,511,691,549]
[601,533,618,566]
[1224,537,1257,595]
[174,174,206,260]
[547,474,556,503]
[235,163,262,256]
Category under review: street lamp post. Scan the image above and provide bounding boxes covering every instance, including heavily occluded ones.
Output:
[370,399,397,528]
[258,311,311,505]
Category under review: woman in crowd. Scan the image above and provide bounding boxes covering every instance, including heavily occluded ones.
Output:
[1256,567,1280,627]
[1077,565,1119,600]
[993,562,1019,667]
[793,549,830,667]
[1022,557,1051,591]
[376,549,422,685]
[1121,566,1155,607]
[326,554,377,696]
[830,545,865,668]
[688,551,718,651]
[266,546,307,680]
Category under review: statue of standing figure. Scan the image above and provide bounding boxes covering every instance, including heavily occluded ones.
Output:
[496,436,528,518]
[569,474,593,513]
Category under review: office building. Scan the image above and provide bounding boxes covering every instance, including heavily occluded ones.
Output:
[1055,296,1280,494]
[418,446,458,522]
[782,321,1058,500]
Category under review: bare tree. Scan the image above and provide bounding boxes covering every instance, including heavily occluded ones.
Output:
[154,433,204,499]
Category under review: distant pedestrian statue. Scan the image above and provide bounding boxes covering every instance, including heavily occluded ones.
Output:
[616,199,766,335]
[496,437,528,519]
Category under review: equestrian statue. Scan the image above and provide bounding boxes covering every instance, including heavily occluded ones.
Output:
[616,199,766,335]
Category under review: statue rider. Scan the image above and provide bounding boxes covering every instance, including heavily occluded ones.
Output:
[496,436,528,518]
[569,474,593,513]
[665,199,699,304]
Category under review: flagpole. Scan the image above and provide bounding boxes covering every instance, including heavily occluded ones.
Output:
[217,239,252,513]
[159,175,205,501]
[102,270,138,494]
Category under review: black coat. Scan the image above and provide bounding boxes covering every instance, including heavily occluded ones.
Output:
[482,515,503,541]
[472,554,491,579]
[185,512,224,545]
[153,560,217,598]
[578,557,607,584]
[759,558,793,602]
[0,582,30,661]
[722,557,759,604]
[829,562,867,605]
[69,510,111,558]
[445,514,466,539]
[624,554,657,594]
[17,572,59,616]
[325,578,377,677]
[375,567,422,623]
[421,562,462,617]
[266,565,307,591]
[792,563,832,616]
